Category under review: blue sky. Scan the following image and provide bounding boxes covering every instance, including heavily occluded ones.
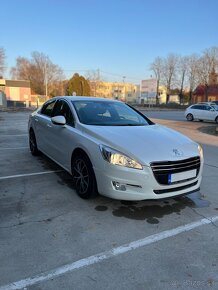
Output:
[2,0,218,83]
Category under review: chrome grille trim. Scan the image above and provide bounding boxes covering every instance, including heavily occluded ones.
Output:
[150,156,200,185]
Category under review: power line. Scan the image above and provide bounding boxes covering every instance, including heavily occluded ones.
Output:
[3,65,144,83]
[100,70,141,81]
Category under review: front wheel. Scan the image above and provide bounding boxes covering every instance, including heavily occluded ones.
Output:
[186,113,193,121]
[71,154,98,199]
[215,116,218,124]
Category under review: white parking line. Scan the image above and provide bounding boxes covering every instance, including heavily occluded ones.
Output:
[0,215,217,290]
[0,147,29,150]
[0,134,28,137]
[0,170,64,181]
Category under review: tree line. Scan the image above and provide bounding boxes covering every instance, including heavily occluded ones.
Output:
[0,48,91,97]
[1,46,218,102]
[150,46,218,104]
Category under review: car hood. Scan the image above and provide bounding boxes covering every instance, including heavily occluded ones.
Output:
[80,124,199,165]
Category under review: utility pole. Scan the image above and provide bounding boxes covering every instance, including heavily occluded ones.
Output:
[44,63,48,98]
[123,76,126,102]
[94,69,100,97]
[97,68,100,81]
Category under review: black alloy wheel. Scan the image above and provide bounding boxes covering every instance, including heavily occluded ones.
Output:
[186,113,194,121]
[72,154,97,199]
[29,130,39,156]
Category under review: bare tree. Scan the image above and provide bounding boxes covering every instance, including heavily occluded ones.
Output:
[197,46,218,101]
[11,51,64,96]
[86,69,102,96]
[186,55,200,104]
[150,57,163,104]
[11,57,32,80]
[162,54,179,103]
[0,48,6,77]
[177,56,189,104]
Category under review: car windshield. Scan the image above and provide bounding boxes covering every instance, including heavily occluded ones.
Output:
[211,105,218,111]
[72,100,152,126]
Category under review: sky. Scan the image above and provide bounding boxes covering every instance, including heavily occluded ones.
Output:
[2,0,218,83]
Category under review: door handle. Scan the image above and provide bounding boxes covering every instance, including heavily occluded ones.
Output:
[47,124,52,128]
[34,118,39,122]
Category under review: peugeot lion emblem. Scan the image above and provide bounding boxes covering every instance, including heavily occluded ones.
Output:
[172,149,183,157]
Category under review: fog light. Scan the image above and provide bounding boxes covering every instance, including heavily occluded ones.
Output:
[112,181,126,191]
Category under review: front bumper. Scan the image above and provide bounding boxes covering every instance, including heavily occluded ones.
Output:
[94,161,203,201]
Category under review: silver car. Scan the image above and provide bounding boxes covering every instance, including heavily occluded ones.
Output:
[29,96,203,201]
[185,104,218,123]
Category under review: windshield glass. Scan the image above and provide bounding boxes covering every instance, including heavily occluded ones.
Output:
[211,105,218,111]
[72,100,152,126]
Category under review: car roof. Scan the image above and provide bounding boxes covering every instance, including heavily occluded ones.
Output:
[197,102,216,105]
[54,96,122,103]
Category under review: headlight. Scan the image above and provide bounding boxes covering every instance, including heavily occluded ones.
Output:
[100,145,143,170]
[198,144,203,159]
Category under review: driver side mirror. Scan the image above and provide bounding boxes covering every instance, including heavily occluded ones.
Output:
[51,115,66,125]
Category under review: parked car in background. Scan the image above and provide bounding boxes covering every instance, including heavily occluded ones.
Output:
[185,104,218,123]
[197,102,217,107]
[29,96,203,201]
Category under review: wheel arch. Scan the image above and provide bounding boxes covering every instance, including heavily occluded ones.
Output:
[71,147,94,171]
[29,126,34,133]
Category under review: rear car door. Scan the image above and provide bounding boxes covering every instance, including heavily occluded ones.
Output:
[34,99,56,153]
[195,105,206,120]
[190,105,200,119]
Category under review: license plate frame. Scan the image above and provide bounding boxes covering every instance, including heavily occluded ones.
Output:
[168,169,197,184]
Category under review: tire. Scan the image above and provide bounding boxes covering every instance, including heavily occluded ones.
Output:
[29,129,39,156]
[186,113,193,121]
[215,116,218,124]
[71,154,98,199]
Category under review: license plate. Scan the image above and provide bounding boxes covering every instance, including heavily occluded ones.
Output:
[168,169,197,184]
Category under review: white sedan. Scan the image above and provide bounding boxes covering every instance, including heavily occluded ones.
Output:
[29,97,203,200]
[185,103,218,123]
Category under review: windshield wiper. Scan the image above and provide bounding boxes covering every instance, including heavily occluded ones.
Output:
[116,124,147,126]
[83,123,147,126]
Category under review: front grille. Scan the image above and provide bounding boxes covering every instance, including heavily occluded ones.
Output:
[150,156,200,185]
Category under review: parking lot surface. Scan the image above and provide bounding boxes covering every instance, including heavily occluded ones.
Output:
[0,111,218,290]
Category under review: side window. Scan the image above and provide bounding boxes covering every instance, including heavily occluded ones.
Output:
[41,100,56,117]
[191,105,197,109]
[198,105,204,110]
[52,100,63,117]
[52,100,74,126]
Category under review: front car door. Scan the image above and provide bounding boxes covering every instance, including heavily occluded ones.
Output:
[48,99,77,171]
[204,105,217,121]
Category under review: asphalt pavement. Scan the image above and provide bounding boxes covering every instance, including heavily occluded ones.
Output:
[140,110,186,121]
[0,111,218,290]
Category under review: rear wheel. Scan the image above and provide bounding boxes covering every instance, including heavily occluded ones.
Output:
[186,113,194,121]
[29,129,39,156]
[215,116,218,124]
[71,154,98,199]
